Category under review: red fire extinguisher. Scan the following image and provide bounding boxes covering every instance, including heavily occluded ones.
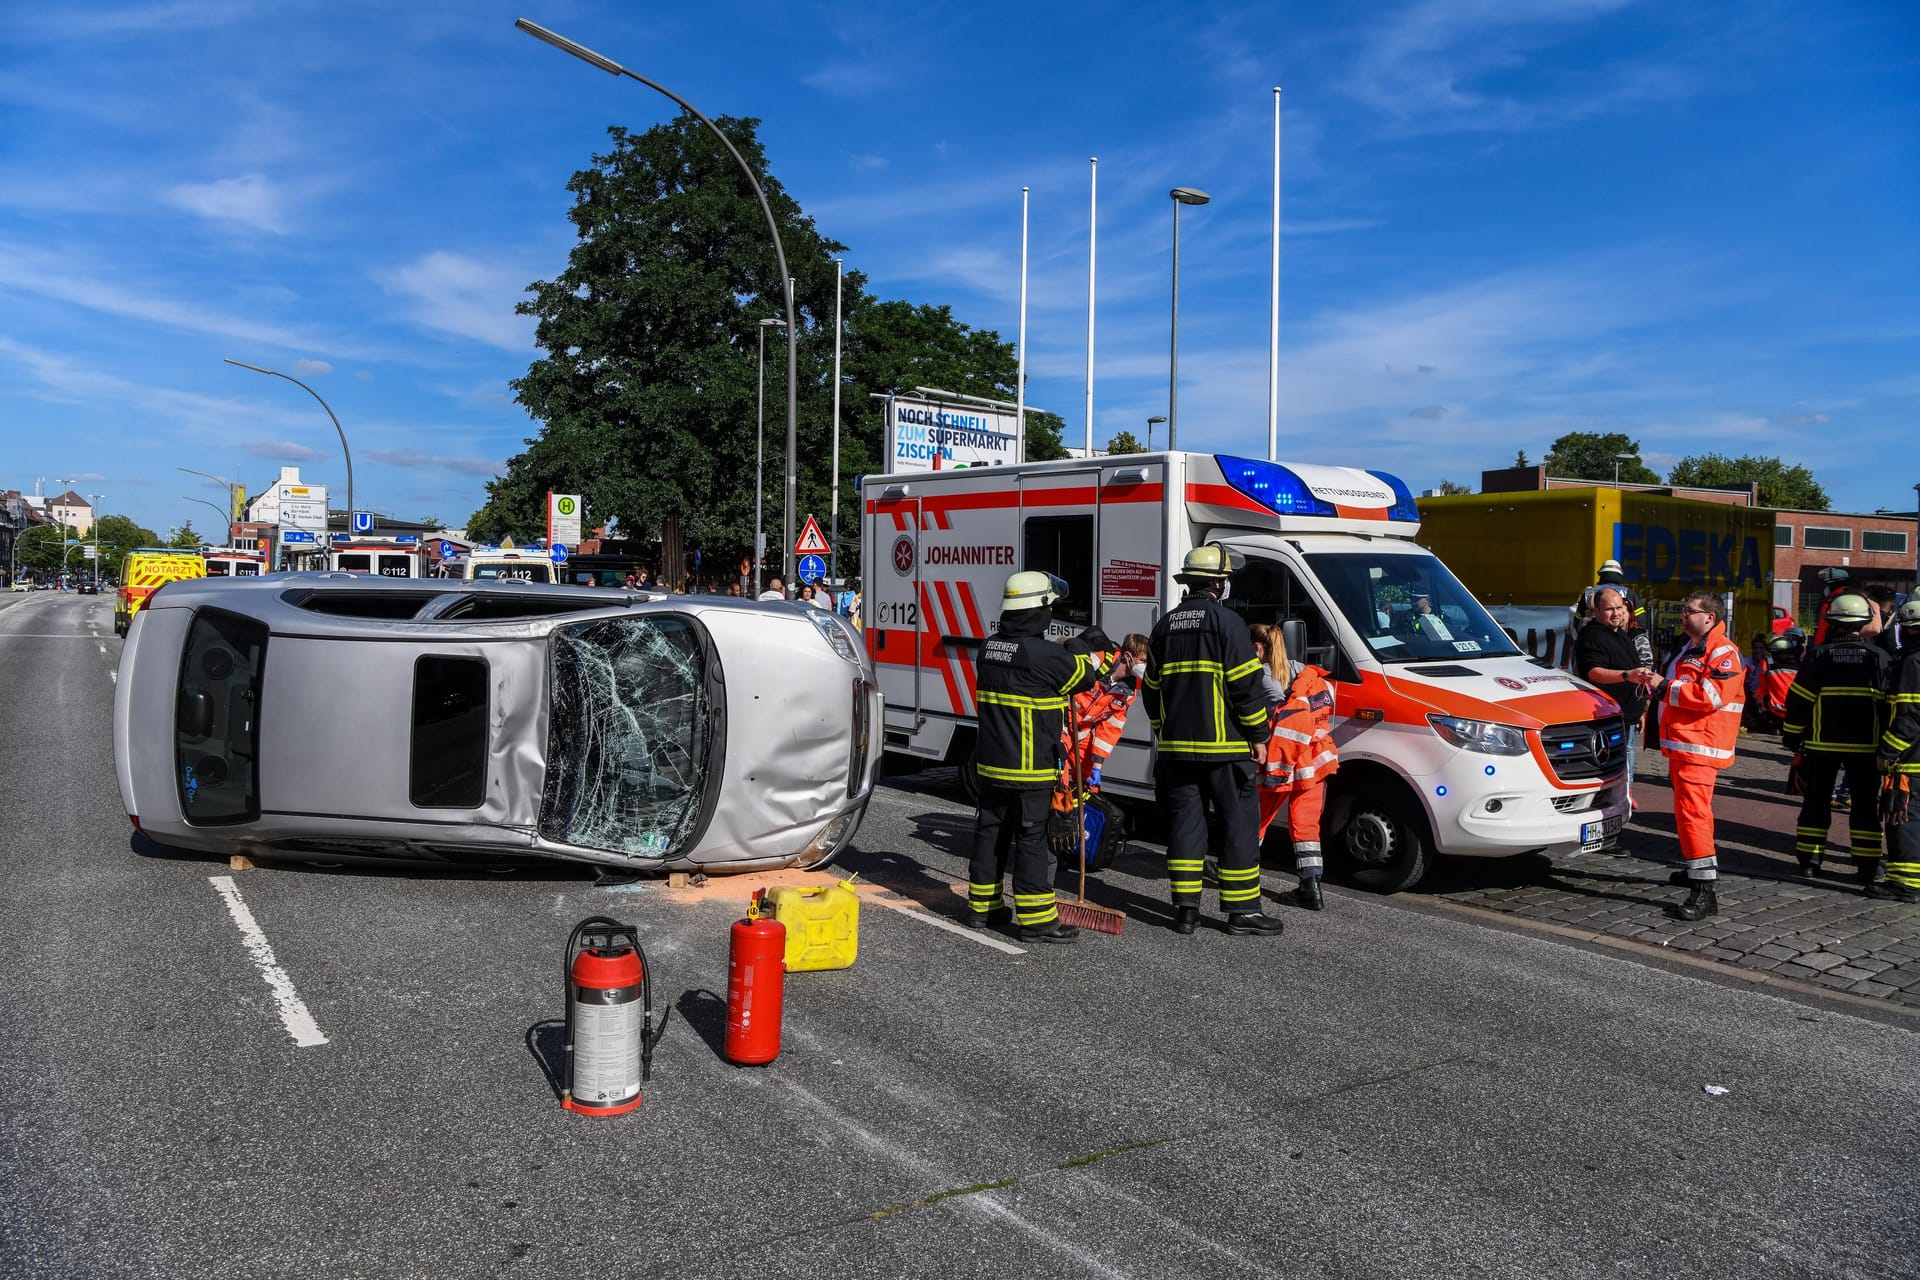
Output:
[562,916,660,1116]
[726,890,786,1065]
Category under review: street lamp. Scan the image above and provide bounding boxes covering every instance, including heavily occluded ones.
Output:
[1147,415,1167,453]
[516,18,800,590]
[1613,451,1637,486]
[223,359,353,523]
[756,316,786,597]
[55,476,74,586]
[88,492,104,581]
[179,467,236,538]
[180,495,231,541]
[1167,187,1210,449]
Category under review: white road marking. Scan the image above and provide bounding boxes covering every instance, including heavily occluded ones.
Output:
[108,669,117,684]
[207,875,329,1048]
[97,643,106,654]
[867,893,1027,955]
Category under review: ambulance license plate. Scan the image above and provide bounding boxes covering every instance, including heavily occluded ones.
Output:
[1581,816,1623,849]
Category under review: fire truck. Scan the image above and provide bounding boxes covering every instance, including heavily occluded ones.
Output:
[862,451,1629,891]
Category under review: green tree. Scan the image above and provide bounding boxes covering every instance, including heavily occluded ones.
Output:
[16,524,76,575]
[1435,479,1473,495]
[1542,431,1661,485]
[1105,430,1145,455]
[169,522,201,549]
[477,115,1063,568]
[90,513,161,578]
[1514,450,1530,467]
[1666,454,1830,510]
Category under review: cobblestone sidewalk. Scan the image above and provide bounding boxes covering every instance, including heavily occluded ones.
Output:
[1421,729,1920,1011]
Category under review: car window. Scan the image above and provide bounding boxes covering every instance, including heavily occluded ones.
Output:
[473,561,554,583]
[541,615,715,858]
[175,609,267,824]
[411,657,488,808]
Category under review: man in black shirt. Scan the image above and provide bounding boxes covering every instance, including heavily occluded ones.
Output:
[1576,588,1655,809]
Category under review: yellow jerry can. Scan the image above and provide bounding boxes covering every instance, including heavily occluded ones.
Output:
[766,881,859,972]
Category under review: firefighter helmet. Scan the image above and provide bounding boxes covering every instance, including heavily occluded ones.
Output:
[1824,593,1873,625]
[1766,633,1800,658]
[1896,599,1920,628]
[1818,567,1851,586]
[1175,544,1234,582]
[1002,570,1065,612]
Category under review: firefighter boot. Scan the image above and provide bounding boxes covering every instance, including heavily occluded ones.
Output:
[1224,911,1286,937]
[964,905,1012,931]
[1019,920,1080,944]
[1670,881,1718,922]
[1855,860,1882,896]
[1171,906,1201,935]
[1293,878,1324,911]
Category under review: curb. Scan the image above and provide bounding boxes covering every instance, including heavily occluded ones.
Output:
[1409,894,1920,1028]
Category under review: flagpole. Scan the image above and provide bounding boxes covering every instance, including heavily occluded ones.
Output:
[1016,185,1029,464]
[1085,157,1096,457]
[1268,86,1281,462]
[830,256,844,592]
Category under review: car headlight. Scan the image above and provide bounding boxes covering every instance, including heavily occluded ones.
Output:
[805,609,861,664]
[1427,714,1530,756]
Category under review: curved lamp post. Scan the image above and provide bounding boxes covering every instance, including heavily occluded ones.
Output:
[756,316,785,596]
[515,17,800,590]
[1167,187,1210,450]
[180,495,231,540]
[1147,414,1167,453]
[223,359,353,519]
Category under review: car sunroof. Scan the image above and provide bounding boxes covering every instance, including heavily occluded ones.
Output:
[431,595,615,621]
[282,589,442,619]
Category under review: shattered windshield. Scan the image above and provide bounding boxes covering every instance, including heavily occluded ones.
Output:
[540,615,718,858]
[1305,552,1521,664]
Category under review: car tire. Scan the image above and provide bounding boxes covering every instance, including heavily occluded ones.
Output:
[1337,790,1430,894]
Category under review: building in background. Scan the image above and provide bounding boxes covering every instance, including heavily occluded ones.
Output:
[48,490,94,538]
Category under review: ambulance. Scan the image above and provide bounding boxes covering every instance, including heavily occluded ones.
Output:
[202,547,269,578]
[863,451,1629,891]
[445,541,557,584]
[114,547,206,637]
[326,537,425,578]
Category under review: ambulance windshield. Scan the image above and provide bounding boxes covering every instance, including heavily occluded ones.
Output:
[1306,553,1521,664]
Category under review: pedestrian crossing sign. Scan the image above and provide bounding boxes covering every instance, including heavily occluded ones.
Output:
[793,515,830,556]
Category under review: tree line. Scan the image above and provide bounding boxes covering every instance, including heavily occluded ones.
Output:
[1432,431,1830,509]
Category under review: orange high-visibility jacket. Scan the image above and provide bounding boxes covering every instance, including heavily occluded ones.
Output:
[1259,663,1339,789]
[1659,621,1745,769]
[1760,664,1797,720]
[1057,666,1139,790]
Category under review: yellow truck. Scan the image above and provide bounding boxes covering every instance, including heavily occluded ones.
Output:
[1416,488,1776,664]
[115,548,206,637]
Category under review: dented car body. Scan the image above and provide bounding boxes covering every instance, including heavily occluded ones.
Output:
[114,575,880,873]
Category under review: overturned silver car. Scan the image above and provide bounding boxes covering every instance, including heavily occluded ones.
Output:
[114,575,880,873]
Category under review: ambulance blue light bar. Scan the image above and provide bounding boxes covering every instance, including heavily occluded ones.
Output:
[1365,469,1421,522]
[1215,456,1337,517]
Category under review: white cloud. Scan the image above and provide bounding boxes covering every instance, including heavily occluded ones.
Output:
[382,251,535,353]
[165,174,288,233]
[366,447,502,477]
[240,441,330,462]
[292,359,333,376]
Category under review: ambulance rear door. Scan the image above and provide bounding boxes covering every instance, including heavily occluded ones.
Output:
[867,483,934,755]
[1090,458,1171,793]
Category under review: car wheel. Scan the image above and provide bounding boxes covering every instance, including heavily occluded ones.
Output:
[1337,791,1430,893]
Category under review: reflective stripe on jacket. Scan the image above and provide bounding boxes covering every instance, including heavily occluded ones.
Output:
[1780,635,1890,754]
[1761,665,1797,721]
[1883,649,1920,774]
[1658,622,1744,769]
[976,629,1098,789]
[1258,662,1339,788]
[1143,593,1272,760]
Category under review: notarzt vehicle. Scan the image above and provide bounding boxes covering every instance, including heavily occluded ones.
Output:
[115,575,879,874]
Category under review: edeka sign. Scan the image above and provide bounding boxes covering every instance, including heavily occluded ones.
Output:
[886,397,1018,472]
[1614,522,1765,589]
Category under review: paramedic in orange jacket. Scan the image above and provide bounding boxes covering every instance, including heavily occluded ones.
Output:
[1250,624,1338,912]
[1055,632,1150,802]
[1652,590,1745,921]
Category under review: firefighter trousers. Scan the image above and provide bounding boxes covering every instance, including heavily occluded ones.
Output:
[968,784,1058,928]
[1794,752,1883,869]
[1159,758,1263,912]
[1257,781,1327,880]
[1670,757,1721,880]
[1888,811,1920,891]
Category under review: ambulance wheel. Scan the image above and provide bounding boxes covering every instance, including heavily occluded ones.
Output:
[1339,793,1429,894]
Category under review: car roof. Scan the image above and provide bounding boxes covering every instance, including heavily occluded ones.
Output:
[146,571,802,639]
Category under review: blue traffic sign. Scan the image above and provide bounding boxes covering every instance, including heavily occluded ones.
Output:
[798,553,827,584]
[331,533,350,542]
[550,542,569,564]
[394,534,418,544]
[439,540,456,558]
[351,511,374,534]
[282,530,316,544]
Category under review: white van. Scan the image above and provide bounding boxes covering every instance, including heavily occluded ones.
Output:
[327,538,424,579]
[862,451,1628,891]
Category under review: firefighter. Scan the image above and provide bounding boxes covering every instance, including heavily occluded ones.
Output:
[966,571,1099,942]
[1781,592,1890,886]
[1250,623,1339,911]
[1875,599,1920,903]
[1756,631,1802,731]
[1143,545,1285,937]
[1048,632,1148,862]
[1652,590,1745,921]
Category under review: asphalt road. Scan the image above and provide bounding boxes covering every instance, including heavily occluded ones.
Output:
[3,592,1916,1279]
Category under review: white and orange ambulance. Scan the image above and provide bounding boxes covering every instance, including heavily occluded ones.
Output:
[326,536,425,578]
[863,451,1629,891]
[202,547,269,578]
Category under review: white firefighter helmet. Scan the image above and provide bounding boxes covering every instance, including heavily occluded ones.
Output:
[1002,570,1066,612]
[1825,593,1873,625]
[1175,544,1236,583]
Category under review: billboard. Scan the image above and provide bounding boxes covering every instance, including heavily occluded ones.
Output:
[885,396,1019,472]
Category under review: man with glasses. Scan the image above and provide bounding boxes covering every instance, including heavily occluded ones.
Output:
[1576,588,1657,816]
[1648,592,1746,920]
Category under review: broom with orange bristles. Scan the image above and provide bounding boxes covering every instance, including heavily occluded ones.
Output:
[1054,736,1125,935]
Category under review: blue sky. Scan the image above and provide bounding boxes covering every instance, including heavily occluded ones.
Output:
[2,0,1915,541]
